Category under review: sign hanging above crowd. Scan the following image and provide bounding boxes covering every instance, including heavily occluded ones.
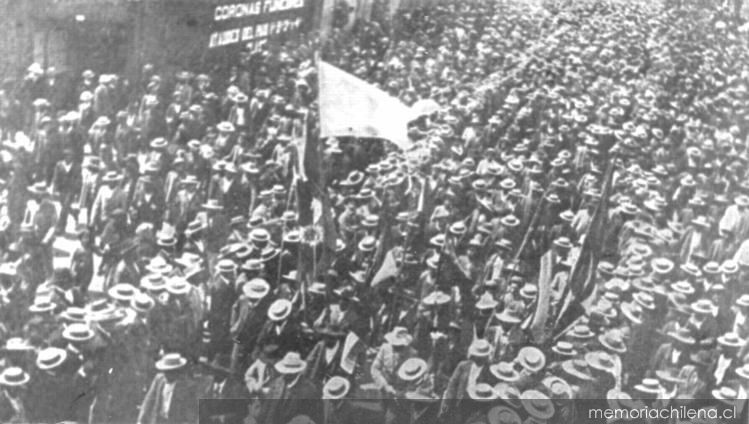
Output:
[208,0,312,50]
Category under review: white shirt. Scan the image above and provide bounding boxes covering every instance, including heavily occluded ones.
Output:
[325,342,340,365]
[670,349,681,365]
[720,205,740,235]
[212,380,226,396]
[714,355,732,386]
[221,177,232,193]
[468,363,483,387]
[734,239,749,267]
[161,380,176,418]
[734,311,746,335]
[274,321,287,336]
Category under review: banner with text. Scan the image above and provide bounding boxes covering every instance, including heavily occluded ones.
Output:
[208,0,314,50]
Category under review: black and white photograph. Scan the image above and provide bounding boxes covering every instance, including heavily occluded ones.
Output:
[0,0,748,422]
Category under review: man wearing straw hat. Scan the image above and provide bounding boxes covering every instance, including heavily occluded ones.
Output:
[24,181,58,280]
[322,376,356,424]
[29,347,73,422]
[254,299,300,358]
[260,351,319,424]
[137,353,200,424]
[229,277,270,373]
[207,259,239,359]
[371,326,417,424]
[439,338,494,422]
[0,367,30,422]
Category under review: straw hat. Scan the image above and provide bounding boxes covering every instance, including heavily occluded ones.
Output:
[422,291,451,307]
[2,338,31,355]
[322,376,351,399]
[490,362,520,382]
[36,347,68,370]
[476,292,499,310]
[242,278,270,300]
[543,376,573,400]
[358,236,377,252]
[670,281,695,296]
[166,277,191,296]
[717,332,746,349]
[736,294,749,308]
[519,284,538,300]
[521,390,555,420]
[62,323,95,342]
[702,262,720,275]
[487,406,521,424]
[651,257,674,275]
[140,274,166,292]
[607,390,645,414]
[667,325,696,345]
[468,339,492,358]
[495,381,522,408]
[268,299,293,322]
[566,325,595,339]
[633,292,656,310]
[500,215,520,227]
[553,237,572,250]
[598,330,627,354]
[495,302,524,324]
[397,358,428,382]
[516,346,546,372]
[680,262,702,278]
[561,359,593,381]
[201,199,223,211]
[384,326,413,346]
[722,260,739,275]
[108,283,138,302]
[736,363,749,380]
[551,341,578,357]
[0,367,29,387]
[145,256,174,275]
[29,300,56,313]
[449,221,467,235]
[274,352,307,374]
[712,386,739,405]
[691,299,716,315]
[467,382,499,401]
[155,353,188,371]
[620,301,644,324]
[130,293,155,314]
[585,351,617,374]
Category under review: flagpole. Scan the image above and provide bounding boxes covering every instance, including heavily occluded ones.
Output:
[513,185,552,263]
[552,152,617,333]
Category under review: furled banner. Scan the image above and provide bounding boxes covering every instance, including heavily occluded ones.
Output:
[318,61,413,150]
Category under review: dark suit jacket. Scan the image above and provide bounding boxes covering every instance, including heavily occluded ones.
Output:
[649,343,687,376]
[440,360,494,413]
[200,375,251,424]
[260,376,320,424]
[137,373,200,424]
[323,400,357,424]
[230,296,266,346]
[208,278,238,347]
[687,316,719,347]
[254,319,301,358]
[51,160,78,195]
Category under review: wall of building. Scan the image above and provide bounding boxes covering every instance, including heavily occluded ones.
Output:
[0,0,37,79]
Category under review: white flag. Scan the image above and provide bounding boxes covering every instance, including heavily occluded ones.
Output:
[318,61,413,150]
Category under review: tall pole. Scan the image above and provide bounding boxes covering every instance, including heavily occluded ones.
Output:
[319,0,336,41]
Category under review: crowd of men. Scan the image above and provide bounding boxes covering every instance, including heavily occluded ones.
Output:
[0,0,748,422]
